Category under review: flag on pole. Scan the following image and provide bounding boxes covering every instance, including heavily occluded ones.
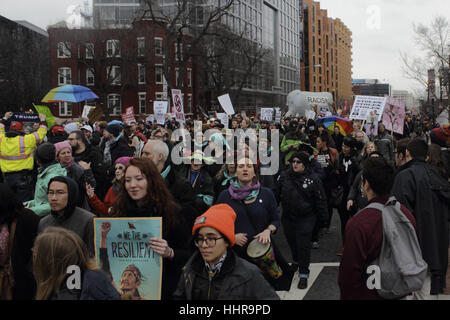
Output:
[33,103,55,128]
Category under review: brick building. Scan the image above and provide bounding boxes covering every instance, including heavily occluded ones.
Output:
[300,0,353,106]
[47,20,197,120]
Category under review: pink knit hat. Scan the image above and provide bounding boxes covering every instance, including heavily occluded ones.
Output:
[115,157,133,167]
[54,140,72,156]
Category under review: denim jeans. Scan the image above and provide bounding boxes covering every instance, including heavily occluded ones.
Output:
[282,214,317,276]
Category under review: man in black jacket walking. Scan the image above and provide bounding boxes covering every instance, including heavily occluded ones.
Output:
[391,138,450,300]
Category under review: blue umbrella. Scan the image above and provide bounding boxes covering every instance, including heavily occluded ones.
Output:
[42,85,99,103]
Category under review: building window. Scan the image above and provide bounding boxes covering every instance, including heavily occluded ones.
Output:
[155,65,163,84]
[155,92,164,101]
[106,40,120,57]
[108,94,121,115]
[155,38,163,56]
[85,43,94,59]
[58,67,72,85]
[175,68,181,87]
[175,43,183,61]
[138,93,146,114]
[137,37,145,57]
[57,42,71,58]
[187,94,192,113]
[107,66,121,85]
[187,68,192,88]
[86,68,95,86]
[138,64,146,84]
[59,102,72,116]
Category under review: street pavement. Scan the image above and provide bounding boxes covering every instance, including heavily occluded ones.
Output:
[274,209,450,300]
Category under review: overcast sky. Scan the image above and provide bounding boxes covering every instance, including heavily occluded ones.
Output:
[1,0,449,96]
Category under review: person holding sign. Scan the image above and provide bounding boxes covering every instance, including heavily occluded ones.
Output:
[173,204,279,300]
[109,158,192,300]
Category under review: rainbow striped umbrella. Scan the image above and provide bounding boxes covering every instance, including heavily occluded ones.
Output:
[317,116,354,136]
[42,85,99,103]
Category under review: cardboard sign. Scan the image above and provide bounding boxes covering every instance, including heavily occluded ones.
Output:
[87,107,104,123]
[94,218,162,300]
[260,108,274,121]
[121,107,136,125]
[218,94,235,115]
[82,105,95,119]
[172,89,185,123]
[382,96,406,135]
[350,96,387,122]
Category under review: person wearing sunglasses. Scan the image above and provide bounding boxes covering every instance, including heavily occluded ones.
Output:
[272,152,328,290]
[173,204,279,300]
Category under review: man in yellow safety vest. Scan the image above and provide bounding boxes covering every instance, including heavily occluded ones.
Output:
[0,111,48,202]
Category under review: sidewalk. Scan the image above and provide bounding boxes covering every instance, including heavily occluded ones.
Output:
[444,248,450,295]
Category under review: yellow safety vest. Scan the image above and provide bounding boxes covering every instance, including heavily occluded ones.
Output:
[0,122,48,173]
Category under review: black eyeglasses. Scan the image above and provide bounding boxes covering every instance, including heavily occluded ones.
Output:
[292,160,303,165]
[194,237,223,247]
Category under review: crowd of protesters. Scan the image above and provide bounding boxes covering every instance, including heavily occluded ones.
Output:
[0,108,449,301]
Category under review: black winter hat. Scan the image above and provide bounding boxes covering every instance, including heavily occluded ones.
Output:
[35,142,56,165]
[105,123,122,137]
[290,151,311,166]
[343,134,356,149]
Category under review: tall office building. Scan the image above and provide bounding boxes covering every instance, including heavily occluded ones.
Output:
[300,0,353,106]
[92,0,142,27]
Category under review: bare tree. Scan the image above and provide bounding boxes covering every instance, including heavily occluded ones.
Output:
[400,16,450,120]
[137,0,235,115]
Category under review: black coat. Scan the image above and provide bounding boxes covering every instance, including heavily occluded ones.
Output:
[11,208,40,300]
[272,169,328,223]
[391,159,450,294]
[173,249,279,300]
[165,165,200,226]
[109,137,134,167]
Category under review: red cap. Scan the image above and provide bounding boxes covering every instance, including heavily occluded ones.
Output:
[10,122,23,131]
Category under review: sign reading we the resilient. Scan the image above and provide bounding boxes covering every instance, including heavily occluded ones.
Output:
[94,217,162,300]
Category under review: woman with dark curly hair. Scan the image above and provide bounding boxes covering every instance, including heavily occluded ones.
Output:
[109,157,193,300]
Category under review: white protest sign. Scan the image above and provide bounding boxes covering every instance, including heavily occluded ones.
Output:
[146,114,155,124]
[350,96,387,122]
[171,89,185,123]
[154,101,168,125]
[82,105,94,119]
[275,108,282,124]
[218,94,235,115]
[260,108,274,121]
[216,113,229,128]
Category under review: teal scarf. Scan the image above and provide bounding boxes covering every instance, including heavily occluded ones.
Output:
[221,170,235,186]
[161,165,171,179]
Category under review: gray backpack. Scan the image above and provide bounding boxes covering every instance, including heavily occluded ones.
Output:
[364,197,428,299]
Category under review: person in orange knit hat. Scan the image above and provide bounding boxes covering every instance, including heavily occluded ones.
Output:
[173,204,279,300]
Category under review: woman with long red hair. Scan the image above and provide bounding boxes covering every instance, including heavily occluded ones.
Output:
[109,158,193,300]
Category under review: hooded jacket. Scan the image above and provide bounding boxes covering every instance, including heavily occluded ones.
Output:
[38,176,95,255]
[25,162,67,217]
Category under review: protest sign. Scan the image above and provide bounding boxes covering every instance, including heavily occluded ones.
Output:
[382,96,406,135]
[349,96,387,122]
[260,108,274,121]
[365,111,379,137]
[12,112,39,123]
[94,217,162,300]
[82,105,95,119]
[274,108,282,124]
[218,94,235,115]
[216,113,229,128]
[154,101,168,125]
[146,114,155,124]
[33,104,55,128]
[121,107,136,125]
[87,107,104,123]
[172,89,185,123]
